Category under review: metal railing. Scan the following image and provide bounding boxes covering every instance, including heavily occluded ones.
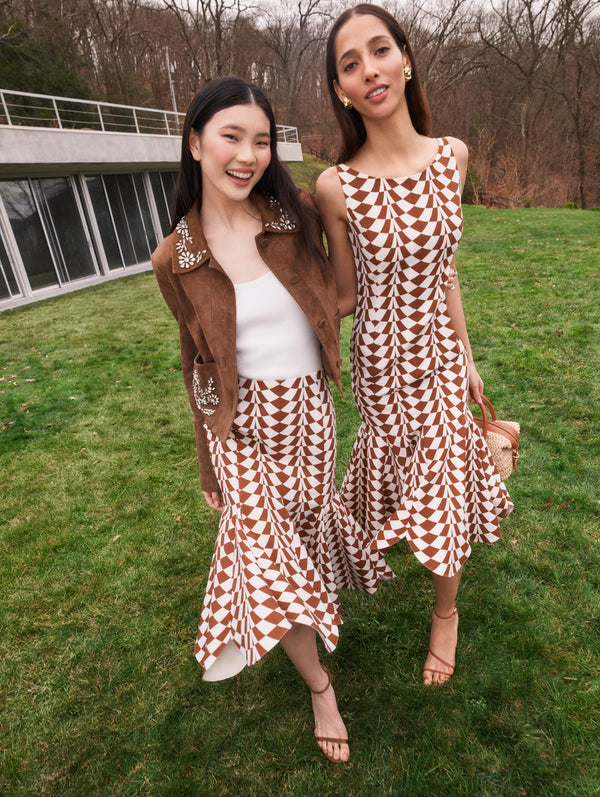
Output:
[308,146,335,165]
[0,89,185,135]
[0,89,299,143]
[276,125,299,144]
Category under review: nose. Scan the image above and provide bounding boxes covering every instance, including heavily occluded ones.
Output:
[363,57,379,82]
[237,141,256,164]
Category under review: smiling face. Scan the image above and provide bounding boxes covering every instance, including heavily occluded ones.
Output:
[333,13,410,119]
[189,103,272,204]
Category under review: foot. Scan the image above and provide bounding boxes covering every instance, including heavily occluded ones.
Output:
[423,605,459,686]
[307,667,349,763]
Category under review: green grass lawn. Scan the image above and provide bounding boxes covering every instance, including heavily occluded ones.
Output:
[1,206,599,796]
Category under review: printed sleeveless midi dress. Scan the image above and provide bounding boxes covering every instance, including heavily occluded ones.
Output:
[337,138,513,578]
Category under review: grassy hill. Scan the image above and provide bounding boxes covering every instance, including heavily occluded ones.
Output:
[1,206,599,796]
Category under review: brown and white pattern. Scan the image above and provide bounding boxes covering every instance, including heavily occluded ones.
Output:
[337,138,513,578]
[194,370,394,678]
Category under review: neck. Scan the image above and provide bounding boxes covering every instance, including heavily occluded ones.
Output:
[199,190,259,236]
[360,104,422,164]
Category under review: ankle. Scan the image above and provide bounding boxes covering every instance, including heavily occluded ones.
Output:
[306,665,331,695]
[433,603,457,621]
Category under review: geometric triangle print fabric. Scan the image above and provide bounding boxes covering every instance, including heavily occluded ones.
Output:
[195,370,394,680]
[337,138,513,578]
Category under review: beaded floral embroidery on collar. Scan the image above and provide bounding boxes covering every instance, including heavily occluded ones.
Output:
[175,218,208,269]
[264,196,297,231]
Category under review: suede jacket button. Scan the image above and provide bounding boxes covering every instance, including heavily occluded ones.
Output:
[290,274,300,284]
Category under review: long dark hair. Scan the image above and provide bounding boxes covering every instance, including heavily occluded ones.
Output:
[169,76,321,261]
[325,3,431,163]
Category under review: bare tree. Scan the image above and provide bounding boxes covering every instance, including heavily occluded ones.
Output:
[477,0,563,164]
[256,0,338,128]
[160,0,250,83]
[391,0,484,97]
[545,0,600,206]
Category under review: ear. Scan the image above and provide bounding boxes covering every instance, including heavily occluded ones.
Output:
[189,129,202,163]
[333,79,348,106]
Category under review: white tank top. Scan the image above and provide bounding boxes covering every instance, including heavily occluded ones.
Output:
[233,270,322,380]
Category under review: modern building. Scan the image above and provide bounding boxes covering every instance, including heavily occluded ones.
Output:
[0,89,302,311]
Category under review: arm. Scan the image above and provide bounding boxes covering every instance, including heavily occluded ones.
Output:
[153,248,223,509]
[445,272,483,403]
[315,167,357,317]
[444,137,483,404]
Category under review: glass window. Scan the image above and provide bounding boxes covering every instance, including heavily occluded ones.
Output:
[0,231,20,300]
[150,171,177,236]
[85,175,125,270]
[132,173,158,253]
[102,175,137,266]
[0,180,58,290]
[99,174,156,267]
[33,178,97,282]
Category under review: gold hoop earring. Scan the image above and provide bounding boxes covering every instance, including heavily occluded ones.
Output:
[404,66,412,82]
[341,96,353,110]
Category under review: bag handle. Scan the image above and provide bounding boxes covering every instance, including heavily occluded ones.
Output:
[471,395,519,450]
[471,395,496,436]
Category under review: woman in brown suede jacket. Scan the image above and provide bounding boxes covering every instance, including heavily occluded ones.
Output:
[152,77,392,763]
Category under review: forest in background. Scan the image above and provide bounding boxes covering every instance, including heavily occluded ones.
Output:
[1,0,599,208]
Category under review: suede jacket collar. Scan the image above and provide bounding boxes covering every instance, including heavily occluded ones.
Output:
[172,192,298,274]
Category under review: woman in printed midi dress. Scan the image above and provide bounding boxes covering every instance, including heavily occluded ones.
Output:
[316,4,513,685]
[152,77,393,762]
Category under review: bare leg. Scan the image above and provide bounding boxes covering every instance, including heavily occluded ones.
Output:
[423,568,462,685]
[280,623,349,762]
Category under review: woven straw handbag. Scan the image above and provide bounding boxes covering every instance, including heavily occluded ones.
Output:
[471,396,520,481]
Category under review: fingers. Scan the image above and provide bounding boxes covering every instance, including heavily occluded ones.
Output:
[202,490,225,512]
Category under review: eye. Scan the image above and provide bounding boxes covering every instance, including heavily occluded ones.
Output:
[256,140,270,148]
[375,45,389,56]
[223,133,238,141]
[342,61,357,73]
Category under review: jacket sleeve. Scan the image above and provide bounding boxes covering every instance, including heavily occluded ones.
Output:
[152,245,220,494]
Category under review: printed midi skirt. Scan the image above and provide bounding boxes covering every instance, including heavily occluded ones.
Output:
[194,370,394,681]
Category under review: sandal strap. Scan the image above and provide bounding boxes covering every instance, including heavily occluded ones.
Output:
[433,604,458,621]
[426,649,455,672]
[306,665,331,695]
[316,736,349,745]
[423,668,454,679]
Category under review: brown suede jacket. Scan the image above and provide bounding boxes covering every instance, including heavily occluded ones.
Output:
[152,191,343,493]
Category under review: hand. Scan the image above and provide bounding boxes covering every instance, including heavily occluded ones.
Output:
[202,490,225,512]
[445,266,457,290]
[467,362,484,404]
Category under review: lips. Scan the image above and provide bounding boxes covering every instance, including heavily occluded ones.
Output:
[365,85,388,100]
[226,169,253,182]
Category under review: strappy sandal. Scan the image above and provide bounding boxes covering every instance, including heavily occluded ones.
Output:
[423,604,458,686]
[306,666,349,763]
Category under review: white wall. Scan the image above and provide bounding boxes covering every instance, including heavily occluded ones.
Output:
[0,127,303,178]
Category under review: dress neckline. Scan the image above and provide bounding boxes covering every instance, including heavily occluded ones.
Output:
[340,137,444,183]
[232,269,274,288]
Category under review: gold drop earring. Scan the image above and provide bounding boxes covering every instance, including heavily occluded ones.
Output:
[341,96,353,110]
[404,66,412,82]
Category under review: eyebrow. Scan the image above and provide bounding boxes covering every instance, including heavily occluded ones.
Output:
[220,123,270,137]
[338,34,392,65]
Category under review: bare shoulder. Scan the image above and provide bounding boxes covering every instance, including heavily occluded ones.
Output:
[315,166,345,217]
[445,137,468,170]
